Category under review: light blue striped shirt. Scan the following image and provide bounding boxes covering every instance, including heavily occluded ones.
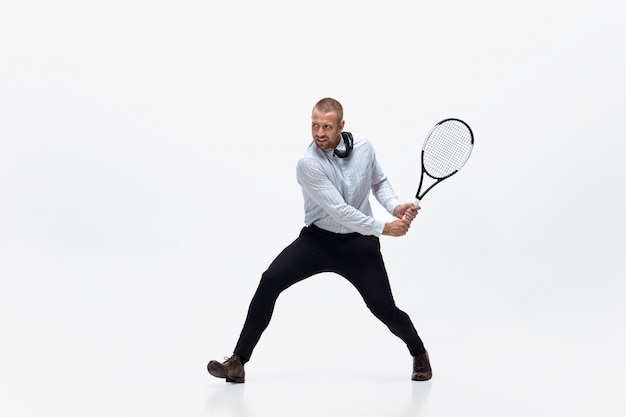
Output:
[296,134,400,236]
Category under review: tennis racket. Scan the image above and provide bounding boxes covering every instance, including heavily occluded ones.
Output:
[407,118,474,209]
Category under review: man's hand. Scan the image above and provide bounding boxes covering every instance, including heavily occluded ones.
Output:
[393,203,421,222]
[383,219,412,236]
[383,203,421,237]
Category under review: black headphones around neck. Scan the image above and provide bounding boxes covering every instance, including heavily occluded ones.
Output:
[334,132,353,158]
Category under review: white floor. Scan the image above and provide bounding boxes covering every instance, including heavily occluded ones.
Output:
[1,244,624,417]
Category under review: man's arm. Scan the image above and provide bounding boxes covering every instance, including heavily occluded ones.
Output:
[297,157,385,235]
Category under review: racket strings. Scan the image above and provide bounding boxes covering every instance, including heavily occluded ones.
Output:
[423,121,473,178]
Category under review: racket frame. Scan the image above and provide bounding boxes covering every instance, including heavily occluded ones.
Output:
[413,118,474,205]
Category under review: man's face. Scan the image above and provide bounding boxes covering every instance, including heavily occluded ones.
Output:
[311,109,344,151]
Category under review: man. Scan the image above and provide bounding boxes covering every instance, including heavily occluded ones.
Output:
[207,97,431,383]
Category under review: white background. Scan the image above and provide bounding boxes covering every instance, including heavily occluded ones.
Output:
[1,1,625,416]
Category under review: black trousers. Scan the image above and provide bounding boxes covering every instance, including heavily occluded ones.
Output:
[233,225,426,363]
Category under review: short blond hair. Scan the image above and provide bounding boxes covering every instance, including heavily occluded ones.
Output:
[313,97,343,124]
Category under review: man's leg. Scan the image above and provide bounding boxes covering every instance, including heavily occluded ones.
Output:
[208,226,332,382]
[233,227,332,362]
[338,234,431,379]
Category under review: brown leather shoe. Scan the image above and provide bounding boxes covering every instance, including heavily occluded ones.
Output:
[207,354,245,383]
[412,351,432,381]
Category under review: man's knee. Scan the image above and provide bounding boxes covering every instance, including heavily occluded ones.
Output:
[258,269,290,295]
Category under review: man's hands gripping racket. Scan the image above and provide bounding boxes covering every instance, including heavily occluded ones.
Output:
[403,118,474,222]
